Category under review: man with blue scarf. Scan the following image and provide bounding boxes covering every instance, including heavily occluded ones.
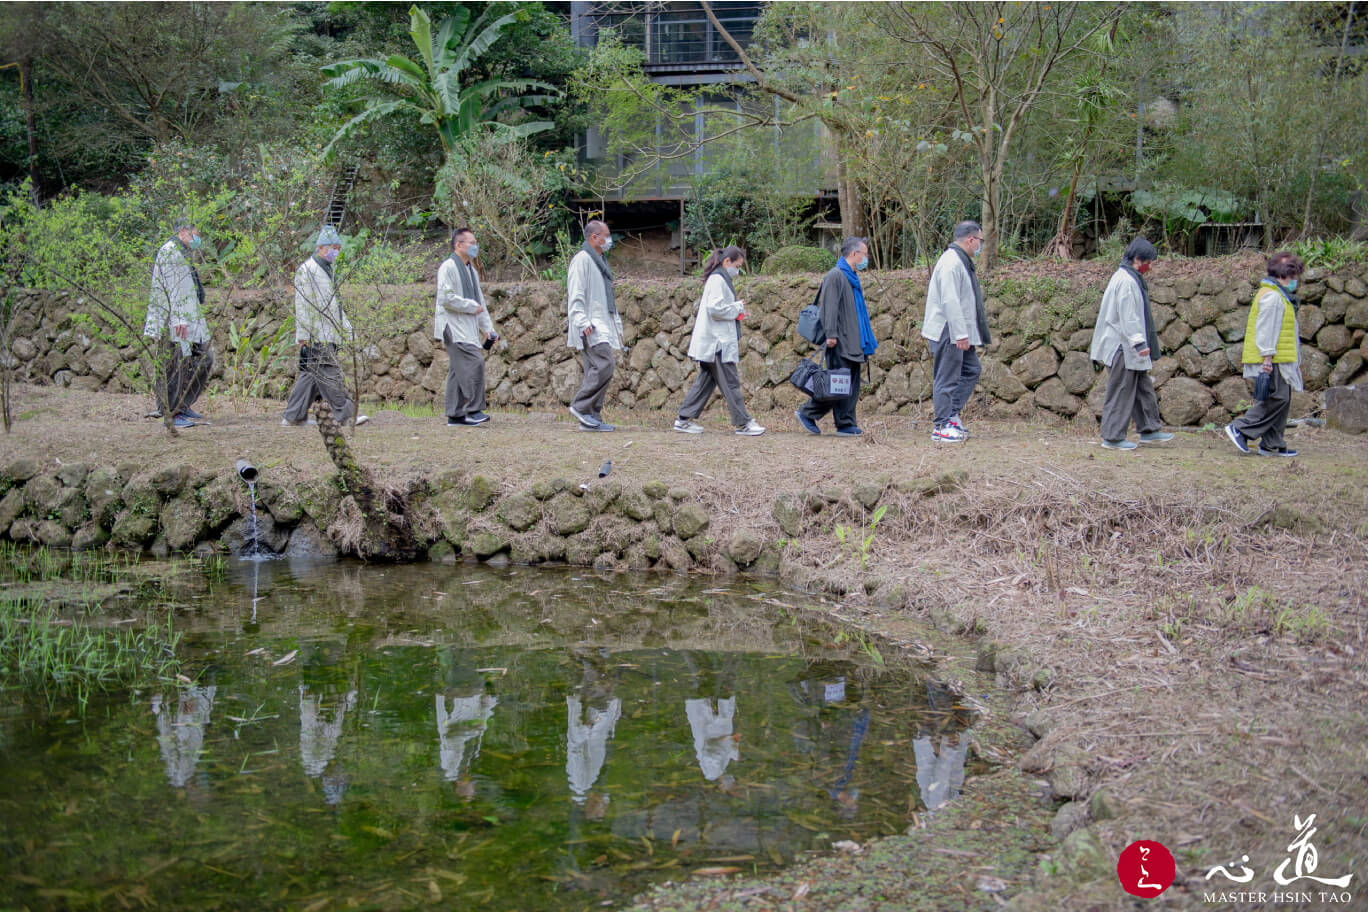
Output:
[923,221,991,443]
[795,237,878,437]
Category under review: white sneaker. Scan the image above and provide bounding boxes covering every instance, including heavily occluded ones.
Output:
[932,425,967,443]
[735,419,766,436]
[948,415,970,437]
[354,415,369,426]
[282,418,305,427]
[673,419,704,434]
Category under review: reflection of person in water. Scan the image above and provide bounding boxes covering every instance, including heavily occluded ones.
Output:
[436,692,498,789]
[299,686,357,804]
[789,664,870,819]
[151,685,217,788]
[685,697,739,781]
[913,681,970,811]
[565,651,621,808]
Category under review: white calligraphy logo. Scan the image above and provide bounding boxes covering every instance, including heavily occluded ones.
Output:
[1204,814,1353,889]
[1135,845,1163,892]
[1273,814,1353,888]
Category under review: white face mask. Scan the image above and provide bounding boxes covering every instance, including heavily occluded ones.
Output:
[599,235,613,253]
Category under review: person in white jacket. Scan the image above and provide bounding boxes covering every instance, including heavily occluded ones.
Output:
[144,220,212,429]
[922,221,990,443]
[435,227,498,427]
[673,246,765,436]
[282,225,367,427]
[565,219,625,431]
[1090,238,1173,450]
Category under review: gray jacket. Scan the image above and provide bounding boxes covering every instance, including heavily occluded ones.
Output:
[817,266,866,363]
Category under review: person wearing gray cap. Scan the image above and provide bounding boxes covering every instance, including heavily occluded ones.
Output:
[143,219,212,429]
[282,225,368,427]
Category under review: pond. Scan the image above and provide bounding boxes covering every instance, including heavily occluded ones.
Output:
[1,557,982,910]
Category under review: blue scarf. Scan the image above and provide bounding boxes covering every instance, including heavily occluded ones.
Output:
[837,258,878,356]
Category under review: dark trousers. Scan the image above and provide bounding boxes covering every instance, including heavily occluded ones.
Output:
[157,340,213,416]
[1232,368,1291,449]
[443,332,486,418]
[571,342,615,419]
[678,358,750,426]
[1099,349,1161,441]
[283,343,354,423]
[798,350,862,431]
[928,328,981,427]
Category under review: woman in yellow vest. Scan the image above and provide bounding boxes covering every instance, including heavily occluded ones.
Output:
[1224,252,1305,457]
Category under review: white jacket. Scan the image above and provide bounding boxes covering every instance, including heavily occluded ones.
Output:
[144,239,209,349]
[1090,269,1153,371]
[922,247,983,346]
[433,256,495,346]
[294,256,351,345]
[566,249,623,350]
[686,272,743,363]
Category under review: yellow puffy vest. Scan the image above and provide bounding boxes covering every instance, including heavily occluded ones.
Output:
[1241,281,1299,364]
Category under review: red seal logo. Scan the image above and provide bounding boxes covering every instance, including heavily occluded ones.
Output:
[1117,840,1175,898]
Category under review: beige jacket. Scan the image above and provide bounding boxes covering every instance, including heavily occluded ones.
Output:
[433,256,494,346]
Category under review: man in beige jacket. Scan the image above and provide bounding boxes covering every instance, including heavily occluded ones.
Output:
[565,220,624,431]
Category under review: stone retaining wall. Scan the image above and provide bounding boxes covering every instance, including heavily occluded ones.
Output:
[9,258,1368,427]
[0,454,963,569]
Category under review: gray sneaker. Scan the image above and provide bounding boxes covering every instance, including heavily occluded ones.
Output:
[569,406,600,429]
[1139,430,1174,443]
[673,419,704,434]
[1101,438,1138,450]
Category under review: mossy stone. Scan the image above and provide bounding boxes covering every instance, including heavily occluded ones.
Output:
[71,523,109,552]
[23,475,63,516]
[642,480,668,500]
[672,503,710,540]
[0,488,25,530]
[160,496,208,551]
[4,456,41,484]
[84,467,126,527]
[659,535,691,571]
[56,462,89,488]
[548,493,592,535]
[617,489,653,521]
[57,487,88,527]
[151,464,192,497]
[772,494,803,537]
[427,540,458,564]
[296,477,342,530]
[726,529,764,567]
[467,475,497,512]
[497,493,541,532]
[120,475,164,516]
[111,509,158,548]
[35,519,72,548]
[467,530,508,559]
[1057,827,1112,880]
[667,486,690,504]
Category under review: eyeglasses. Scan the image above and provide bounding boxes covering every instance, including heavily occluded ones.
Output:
[971,235,984,243]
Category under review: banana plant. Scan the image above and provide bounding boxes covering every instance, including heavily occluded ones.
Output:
[320,4,557,160]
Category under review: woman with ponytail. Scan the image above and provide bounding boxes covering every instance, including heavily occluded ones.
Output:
[673,246,766,436]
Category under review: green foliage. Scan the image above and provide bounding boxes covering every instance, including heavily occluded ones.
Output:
[434,131,579,276]
[760,246,836,276]
[1131,184,1245,246]
[321,4,557,162]
[219,318,296,412]
[1292,237,1368,271]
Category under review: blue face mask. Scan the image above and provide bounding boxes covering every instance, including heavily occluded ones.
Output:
[856,257,869,271]
[188,234,203,250]
[466,242,479,259]
[1285,278,1298,292]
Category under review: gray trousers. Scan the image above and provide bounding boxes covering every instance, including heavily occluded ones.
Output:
[283,343,354,423]
[157,340,213,416]
[571,342,615,418]
[928,328,981,426]
[1231,368,1291,449]
[678,358,751,426]
[443,333,486,418]
[1099,349,1161,440]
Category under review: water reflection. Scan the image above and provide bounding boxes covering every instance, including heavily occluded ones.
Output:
[150,685,216,788]
[299,686,356,804]
[6,561,987,912]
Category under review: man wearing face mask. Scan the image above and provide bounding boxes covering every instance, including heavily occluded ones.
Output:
[144,219,213,430]
[435,227,498,427]
[282,225,368,427]
[565,219,625,431]
[923,221,991,444]
[1090,238,1172,450]
[794,236,877,437]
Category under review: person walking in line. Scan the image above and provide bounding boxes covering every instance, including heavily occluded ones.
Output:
[794,237,877,437]
[144,219,213,429]
[674,246,766,437]
[566,219,624,432]
[282,225,368,428]
[435,227,498,427]
[1225,252,1306,457]
[1090,238,1174,451]
[922,221,990,443]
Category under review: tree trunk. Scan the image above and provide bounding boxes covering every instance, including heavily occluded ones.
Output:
[18,57,40,204]
[835,148,867,239]
[980,176,1000,271]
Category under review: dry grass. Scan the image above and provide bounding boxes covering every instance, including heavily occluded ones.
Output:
[2,382,1366,909]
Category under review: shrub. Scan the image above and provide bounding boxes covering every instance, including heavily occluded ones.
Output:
[760,245,836,275]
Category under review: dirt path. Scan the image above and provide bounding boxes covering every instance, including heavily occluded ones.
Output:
[2,383,1366,909]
